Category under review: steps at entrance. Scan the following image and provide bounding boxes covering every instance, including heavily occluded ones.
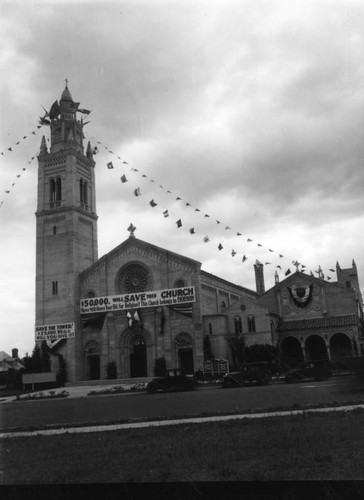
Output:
[65,377,150,388]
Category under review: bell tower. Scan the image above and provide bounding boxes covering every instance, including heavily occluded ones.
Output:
[35,83,98,381]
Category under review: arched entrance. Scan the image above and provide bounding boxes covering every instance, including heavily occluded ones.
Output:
[330,333,353,359]
[85,340,100,380]
[175,332,194,374]
[130,334,147,378]
[280,337,303,365]
[305,335,328,361]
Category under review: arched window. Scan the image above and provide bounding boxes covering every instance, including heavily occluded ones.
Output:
[50,177,62,207]
[174,279,186,288]
[234,316,243,334]
[80,179,88,208]
[247,315,256,333]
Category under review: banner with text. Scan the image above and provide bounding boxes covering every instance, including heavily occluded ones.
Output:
[80,286,196,314]
[35,322,75,341]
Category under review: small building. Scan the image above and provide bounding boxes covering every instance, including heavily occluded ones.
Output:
[0,349,24,388]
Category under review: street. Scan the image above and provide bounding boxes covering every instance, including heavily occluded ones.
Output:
[1,376,363,431]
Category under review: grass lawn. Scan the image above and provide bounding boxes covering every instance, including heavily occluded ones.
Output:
[2,409,364,483]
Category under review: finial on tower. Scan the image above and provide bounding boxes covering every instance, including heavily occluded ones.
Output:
[65,78,68,88]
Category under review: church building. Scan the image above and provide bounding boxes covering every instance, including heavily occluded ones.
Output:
[34,86,363,383]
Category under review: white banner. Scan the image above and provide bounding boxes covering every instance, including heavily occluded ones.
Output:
[80,286,196,314]
[35,322,75,341]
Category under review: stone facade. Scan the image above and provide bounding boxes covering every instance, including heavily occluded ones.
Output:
[35,86,364,382]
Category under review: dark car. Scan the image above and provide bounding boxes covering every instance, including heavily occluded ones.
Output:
[146,368,197,393]
[222,362,272,388]
[285,360,332,383]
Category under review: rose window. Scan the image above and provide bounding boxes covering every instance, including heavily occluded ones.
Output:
[118,264,151,293]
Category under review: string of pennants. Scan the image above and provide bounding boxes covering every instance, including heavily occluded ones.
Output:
[86,134,337,281]
[0,121,338,282]
[0,124,44,208]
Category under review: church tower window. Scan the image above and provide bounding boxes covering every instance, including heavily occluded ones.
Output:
[52,281,58,295]
[50,177,62,207]
[80,178,88,209]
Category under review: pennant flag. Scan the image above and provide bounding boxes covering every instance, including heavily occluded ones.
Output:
[23,136,27,139]
[279,254,284,258]
[276,265,282,270]
[133,311,140,322]
[150,199,157,207]
[167,190,172,194]
[150,180,155,183]
[204,214,210,218]
[78,108,91,115]
[216,220,220,224]
[185,202,191,206]
[265,262,271,265]
[134,187,141,196]
[247,238,252,242]
[269,249,274,252]
[203,236,210,243]
[5,190,10,194]
[195,208,200,212]
[127,311,133,326]
[109,151,114,154]
[242,255,248,262]
[329,269,335,272]
[39,117,51,126]
[237,232,242,236]
[107,162,114,169]
[189,228,195,234]
[225,226,230,230]
[16,175,20,178]
[142,174,147,178]
[176,219,182,228]
[16,141,20,145]
[176,197,181,200]
[22,168,26,171]
[231,250,236,257]
[218,243,223,251]
[8,147,12,151]
[163,210,169,218]
[120,175,128,183]
[285,269,291,276]
[257,243,262,247]
[49,100,61,119]
[122,161,128,165]
[32,131,36,134]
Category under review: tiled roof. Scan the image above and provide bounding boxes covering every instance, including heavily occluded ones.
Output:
[277,314,357,332]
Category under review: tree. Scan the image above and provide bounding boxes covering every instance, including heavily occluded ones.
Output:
[154,357,167,376]
[226,334,246,369]
[31,344,42,373]
[203,334,214,361]
[40,341,51,372]
[107,361,117,379]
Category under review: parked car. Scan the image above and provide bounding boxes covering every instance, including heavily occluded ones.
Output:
[285,360,332,383]
[146,368,197,393]
[222,362,272,388]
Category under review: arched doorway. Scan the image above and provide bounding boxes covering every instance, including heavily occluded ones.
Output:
[305,335,328,361]
[85,340,100,380]
[330,333,353,359]
[280,337,303,365]
[130,334,147,377]
[175,333,194,374]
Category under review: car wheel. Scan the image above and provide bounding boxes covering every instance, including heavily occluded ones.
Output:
[184,379,196,391]
[147,383,158,394]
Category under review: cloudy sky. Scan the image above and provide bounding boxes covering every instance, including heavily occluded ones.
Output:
[1,0,363,357]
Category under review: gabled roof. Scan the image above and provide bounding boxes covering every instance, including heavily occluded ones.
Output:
[80,236,202,280]
[261,270,342,297]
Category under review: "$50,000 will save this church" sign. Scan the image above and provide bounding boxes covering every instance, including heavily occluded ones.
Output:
[80,286,196,314]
